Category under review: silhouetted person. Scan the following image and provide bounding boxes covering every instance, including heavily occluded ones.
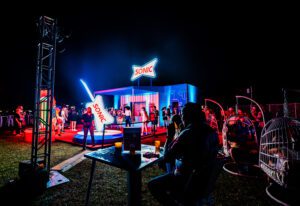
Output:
[69,106,78,131]
[81,107,95,150]
[14,105,24,136]
[150,105,159,133]
[148,102,219,205]
[124,106,132,127]
[140,107,149,135]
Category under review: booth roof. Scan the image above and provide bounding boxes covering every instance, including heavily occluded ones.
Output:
[94,86,157,96]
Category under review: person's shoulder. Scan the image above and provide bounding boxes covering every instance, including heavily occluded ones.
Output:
[178,126,192,136]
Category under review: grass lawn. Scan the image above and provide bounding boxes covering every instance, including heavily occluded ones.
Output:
[0,135,276,205]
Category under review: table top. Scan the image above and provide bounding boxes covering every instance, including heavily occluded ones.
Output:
[84,144,164,171]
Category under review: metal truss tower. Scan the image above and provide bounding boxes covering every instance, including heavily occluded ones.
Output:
[31,16,57,172]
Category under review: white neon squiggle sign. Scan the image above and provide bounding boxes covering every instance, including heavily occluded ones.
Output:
[131,58,158,81]
[80,79,114,131]
[80,79,95,101]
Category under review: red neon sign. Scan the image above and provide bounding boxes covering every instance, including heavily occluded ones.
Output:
[92,103,107,123]
[131,58,157,81]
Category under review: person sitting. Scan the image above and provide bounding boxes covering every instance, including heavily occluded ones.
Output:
[226,107,235,118]
[148,102,219,205]
[229,118,258,172]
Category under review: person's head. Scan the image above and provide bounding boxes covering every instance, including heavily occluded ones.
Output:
[181,102,204,126]
[16,108,21,114]
[173,107,178,114]
[17,105,23,111]
[142,107,145,111]
[251,106,257,112]
[171,114,182,127]
[87,107,92,113]
[228,107,234,113]
[238,109,243,116]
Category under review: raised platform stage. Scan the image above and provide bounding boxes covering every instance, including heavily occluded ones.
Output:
[54,124,167,149]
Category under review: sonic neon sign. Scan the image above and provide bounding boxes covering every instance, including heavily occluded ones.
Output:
[80,79,114,131]
[131,58,158,81]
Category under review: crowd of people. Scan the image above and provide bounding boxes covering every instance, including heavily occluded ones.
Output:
[203,105,271,140]
[1,100,294,205]
[107,105,161,135]
[0,104,79,137]
[147,103,277,205]
[0,103,178,137]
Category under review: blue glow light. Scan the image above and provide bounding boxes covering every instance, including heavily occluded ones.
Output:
[114,95,120,109]
[80,79,114,131]
[188,84,197,103]
[80,79,95,101]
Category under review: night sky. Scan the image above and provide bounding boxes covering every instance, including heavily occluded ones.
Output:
[0,3,298,110]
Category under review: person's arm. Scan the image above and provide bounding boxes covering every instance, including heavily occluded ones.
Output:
[81,115,85,124]
[164,130,187,161]
[15,117,22,127]
[92,114,95,127]
[166,124,175,141]
[164,124,175,152]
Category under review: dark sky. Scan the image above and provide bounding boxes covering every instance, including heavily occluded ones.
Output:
[0,3,298,109]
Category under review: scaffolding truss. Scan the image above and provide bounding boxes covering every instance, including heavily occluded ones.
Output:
[31,16,57,172]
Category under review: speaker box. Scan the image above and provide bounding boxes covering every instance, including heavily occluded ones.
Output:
[19,159,44,178]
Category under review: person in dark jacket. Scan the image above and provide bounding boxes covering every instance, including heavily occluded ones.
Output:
[81,107,95,150]
[148,103,219,205]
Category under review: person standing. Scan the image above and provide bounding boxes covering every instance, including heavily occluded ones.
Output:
[140,107,149,135]
[81,107,95,150]
[61,106,68,132]
[124,106,132,127]
[116,108,124,129]
[55,107,63,136]
[150,105,159,133]
[162,107,169,128]
[69,106,78,131]
[14,105,23,136]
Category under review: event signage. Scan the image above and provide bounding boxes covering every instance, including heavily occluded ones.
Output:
[80,79,114,131]
[86,95,114,131]
[131,58,158,81]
